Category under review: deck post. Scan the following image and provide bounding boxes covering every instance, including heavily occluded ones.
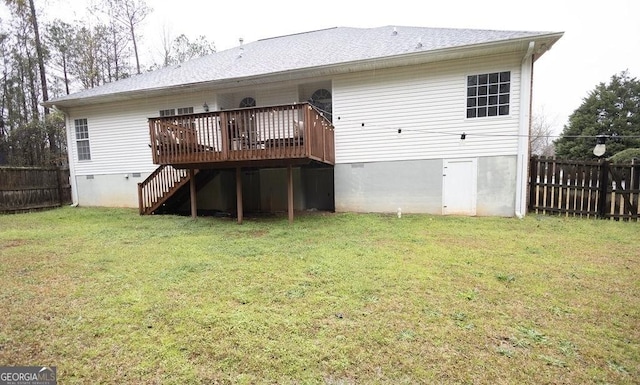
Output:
[221,111,229,161]
[236,167,243,224]
[189,168,197,219]
[287,165,294,223]
[137,182,144,215]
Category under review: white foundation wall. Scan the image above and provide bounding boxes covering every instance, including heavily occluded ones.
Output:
[75,172,149,207]
[335,155,517,216]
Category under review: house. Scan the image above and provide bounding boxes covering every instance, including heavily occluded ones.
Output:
[45,26,563,221]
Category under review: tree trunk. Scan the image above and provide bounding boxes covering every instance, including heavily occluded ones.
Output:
[28,0,48,115]
[17,66,28,122]
[130,23,141,74]
[25,51,40,121]
[28,0,59,158]
[112,24,119,80]
[62,55,69,95]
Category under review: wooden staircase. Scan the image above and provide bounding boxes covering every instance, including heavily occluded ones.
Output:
[137,165,217,215]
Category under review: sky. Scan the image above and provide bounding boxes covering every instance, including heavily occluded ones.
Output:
[9,0,640,135]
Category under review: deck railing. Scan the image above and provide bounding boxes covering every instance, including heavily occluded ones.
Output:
[149,103,335,166]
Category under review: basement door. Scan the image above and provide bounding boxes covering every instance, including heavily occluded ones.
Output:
[442,158,477,215]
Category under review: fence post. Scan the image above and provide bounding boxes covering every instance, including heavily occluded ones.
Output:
[55,166,64,207]
[633,159,640,221]
[597,159,609,218]
[528,156,538,213]
[633,158,640,190]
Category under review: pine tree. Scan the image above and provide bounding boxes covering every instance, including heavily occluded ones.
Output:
[555,71,640,159]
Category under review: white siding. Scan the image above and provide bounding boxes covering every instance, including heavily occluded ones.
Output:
[67,90,213,176]
[332,53,523,164]
[219,85,300,109]
[66,85,306,179]
[256,86,299,106]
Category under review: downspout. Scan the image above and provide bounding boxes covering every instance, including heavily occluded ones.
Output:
[53,105,79,207]
[515,41,535,219]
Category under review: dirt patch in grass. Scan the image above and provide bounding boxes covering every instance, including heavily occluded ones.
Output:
[0,239,29,249]
[224,229,269,238]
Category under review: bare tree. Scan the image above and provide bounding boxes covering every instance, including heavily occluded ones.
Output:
[70,26,104,89]
[171,34,215,64]
[530,107,557,157]
[104,10,129,81]
[92,0,150,75]
[26,0,48,113]
[5,0,49,112]
[111,0,150,75]
[150,30,216,69]
[122,0,150,74]
[157,23,173,67]
[6,11,40,122]
[47,19,75,95]
[4,0,60,160]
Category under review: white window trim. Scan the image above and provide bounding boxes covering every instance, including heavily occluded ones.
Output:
[74,118,91,162]
[464,71,511,120]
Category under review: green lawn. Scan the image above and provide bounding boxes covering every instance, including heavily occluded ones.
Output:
[0,208,638,384]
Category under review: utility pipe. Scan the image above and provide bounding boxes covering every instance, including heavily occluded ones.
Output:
[52,104,80,207]
[515,41,535,219]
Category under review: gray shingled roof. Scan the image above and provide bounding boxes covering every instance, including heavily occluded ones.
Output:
[49,26,560,105]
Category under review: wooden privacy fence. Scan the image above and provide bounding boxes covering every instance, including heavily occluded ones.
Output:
[0,167,72,213]
[528,157,640,221]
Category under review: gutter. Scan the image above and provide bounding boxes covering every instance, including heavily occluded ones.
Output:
[514,41,535,219]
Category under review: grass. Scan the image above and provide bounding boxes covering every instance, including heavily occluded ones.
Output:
[0,207,638,384]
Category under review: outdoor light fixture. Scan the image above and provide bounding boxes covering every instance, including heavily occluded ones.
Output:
[458,132,467,146]
[593,135,607,157]
[203,102,209,112]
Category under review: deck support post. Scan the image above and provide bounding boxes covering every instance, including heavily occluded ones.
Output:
[287,165,294,223]
[189,169,197,219]
[236,167,243,224]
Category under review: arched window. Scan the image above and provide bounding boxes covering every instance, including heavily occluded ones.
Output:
[310,89,332,121]
[239,97,256,108]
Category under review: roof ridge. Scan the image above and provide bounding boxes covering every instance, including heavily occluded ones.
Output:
[258,26,339,42]
[46,25,563,107]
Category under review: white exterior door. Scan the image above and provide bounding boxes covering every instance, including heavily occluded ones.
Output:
[443,158,477,215]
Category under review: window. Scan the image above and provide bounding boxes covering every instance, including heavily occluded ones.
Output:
[310,88,332,121]
[177,107,194,115]
[74,118,91,161]
[239,97,256,108]
[466,71,510,118]
[159,107,193,116]
[159,109,175,117]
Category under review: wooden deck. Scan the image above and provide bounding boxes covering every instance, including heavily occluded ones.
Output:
[148,103,335,168]
[139,103,335,222]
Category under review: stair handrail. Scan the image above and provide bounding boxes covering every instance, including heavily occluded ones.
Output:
[138,165,191,215]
